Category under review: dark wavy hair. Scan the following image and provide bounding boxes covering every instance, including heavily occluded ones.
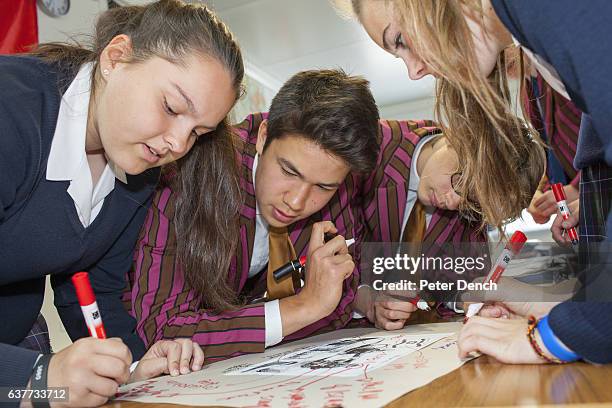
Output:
[265,69,380,174]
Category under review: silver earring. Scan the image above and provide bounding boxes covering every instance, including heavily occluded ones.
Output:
[103,68,109,76]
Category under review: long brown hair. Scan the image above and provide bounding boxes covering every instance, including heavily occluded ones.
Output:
[349,0,545,230]
[29,0,244,311]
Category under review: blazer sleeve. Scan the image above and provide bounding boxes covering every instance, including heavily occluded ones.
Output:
[51,190,154,360]
[130,187,267,364]
[0,96,37,223]
[0,343,39,394]
[549,302,612,364]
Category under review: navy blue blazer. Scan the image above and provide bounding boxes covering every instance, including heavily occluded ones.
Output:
[0,55,159,389]
[491,0,612,364]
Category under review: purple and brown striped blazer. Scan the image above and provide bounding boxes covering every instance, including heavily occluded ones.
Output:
[125,113,365,364]
[524,73,582,189]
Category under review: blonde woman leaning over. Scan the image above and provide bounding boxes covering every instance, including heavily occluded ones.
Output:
[343,0,612,365]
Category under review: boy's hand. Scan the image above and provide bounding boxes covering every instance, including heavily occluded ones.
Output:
[299,221,354,317]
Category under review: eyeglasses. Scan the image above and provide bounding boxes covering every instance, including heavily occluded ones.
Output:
[450,172,481,222]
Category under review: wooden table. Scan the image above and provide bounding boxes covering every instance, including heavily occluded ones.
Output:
[108,356,612,407]
[388,356,612,407]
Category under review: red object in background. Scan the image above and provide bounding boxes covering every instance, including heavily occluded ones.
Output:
[0,0,39,54]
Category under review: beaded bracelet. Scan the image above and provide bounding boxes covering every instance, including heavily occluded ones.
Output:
[526,316,566,364]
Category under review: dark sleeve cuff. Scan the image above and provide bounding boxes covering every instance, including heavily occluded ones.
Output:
[124,332,146,361]
[549,302,612,364]
[0,343,39,389]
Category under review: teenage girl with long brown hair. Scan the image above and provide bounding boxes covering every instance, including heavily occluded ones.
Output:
[0,0,245,404]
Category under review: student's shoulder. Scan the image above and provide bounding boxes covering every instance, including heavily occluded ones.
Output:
[232,112,268,139]
[0,56,62,163]
[0,55,60,99]
[231,112,267,158]
[377,118,442,152]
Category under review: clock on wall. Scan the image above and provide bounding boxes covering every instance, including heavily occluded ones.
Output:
[37,0,71,17]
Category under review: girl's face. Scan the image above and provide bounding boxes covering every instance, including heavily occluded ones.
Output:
[417,138,462,211]
[359,1,433,81]
[95,43,236,175]
[359,1,500,79]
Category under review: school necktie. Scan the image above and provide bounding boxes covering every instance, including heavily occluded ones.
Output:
[266,226,299,300]
[403,200,427,243]
[397,200,428,302]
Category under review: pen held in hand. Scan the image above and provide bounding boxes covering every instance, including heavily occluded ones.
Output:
[552,183,579,245]
[273,238,355,281]
[464,230,527,320]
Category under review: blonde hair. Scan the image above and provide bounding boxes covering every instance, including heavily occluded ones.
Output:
[350,0,545,231]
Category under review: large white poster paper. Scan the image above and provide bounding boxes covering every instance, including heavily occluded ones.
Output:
[116,322,467,407]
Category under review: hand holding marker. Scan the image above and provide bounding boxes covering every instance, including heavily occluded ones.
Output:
[465,231,527,319]
[552,183,579,245]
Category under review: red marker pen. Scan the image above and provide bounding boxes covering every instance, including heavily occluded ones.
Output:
[71,272,107,339]
[552,183,579,245]
[465,230,527,319]
[483,230,527,283]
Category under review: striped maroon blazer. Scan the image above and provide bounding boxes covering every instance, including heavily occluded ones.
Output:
[524,73,582,189]
[126,113,364,364]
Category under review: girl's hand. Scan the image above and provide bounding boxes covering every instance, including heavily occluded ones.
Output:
[458,316,546,364]
[130,338,204,383]
[528,189,557,224]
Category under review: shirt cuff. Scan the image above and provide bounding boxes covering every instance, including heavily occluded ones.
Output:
[264,300,283,348]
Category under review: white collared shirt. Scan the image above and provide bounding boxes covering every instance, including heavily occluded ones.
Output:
[46,63,127,228]
[249,154,283,347]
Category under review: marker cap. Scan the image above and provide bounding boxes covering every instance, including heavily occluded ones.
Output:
[508,231,527,254]
[72,272,95,306]
[551,183,566,202]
